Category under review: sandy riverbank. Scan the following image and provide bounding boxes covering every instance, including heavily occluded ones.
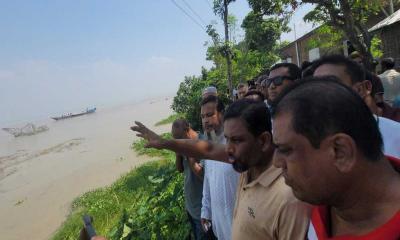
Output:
[0,97,173,240]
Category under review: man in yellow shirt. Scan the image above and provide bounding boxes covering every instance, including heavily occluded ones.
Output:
[131,99,311,239]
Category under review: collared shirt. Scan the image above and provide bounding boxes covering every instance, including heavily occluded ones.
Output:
[201,136,240,240]
[232,166,311,240]
[307,156,400,240]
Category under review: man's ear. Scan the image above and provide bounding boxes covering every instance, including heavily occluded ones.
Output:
[364,80,372,95]
[354,80,372,98]
[258,132,272,152]
[328,133,357,173]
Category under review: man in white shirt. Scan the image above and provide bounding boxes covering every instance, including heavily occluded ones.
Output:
[379,58,400,105]
[199,95,239,240]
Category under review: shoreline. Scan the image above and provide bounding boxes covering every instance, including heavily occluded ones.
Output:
[0,95,173,129]
[0,97,174,240]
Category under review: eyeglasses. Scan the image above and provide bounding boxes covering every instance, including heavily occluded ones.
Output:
[263,76,296,88]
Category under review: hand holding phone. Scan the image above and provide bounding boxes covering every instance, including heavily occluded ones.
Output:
[201,218,211,232]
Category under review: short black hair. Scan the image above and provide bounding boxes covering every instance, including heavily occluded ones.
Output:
[271,76,384,162]
[172,119,190,130]
[224,99,271,136]
[381,58,395,70]
[244,90,265,101]
[312,55,366,84]
[201,95,225,113]
[270,63,301,80]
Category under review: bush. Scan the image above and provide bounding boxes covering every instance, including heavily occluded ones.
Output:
[171,75,209,131]
[51,133,190,240]
[154,113,184,126]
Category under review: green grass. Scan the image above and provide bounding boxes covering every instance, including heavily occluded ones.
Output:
[51,133,190,240]
[154,114,184,126]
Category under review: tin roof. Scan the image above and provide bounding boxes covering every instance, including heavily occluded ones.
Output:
[369,8,400,32]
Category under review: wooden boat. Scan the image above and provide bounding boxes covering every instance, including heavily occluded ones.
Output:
[51,107,96,121]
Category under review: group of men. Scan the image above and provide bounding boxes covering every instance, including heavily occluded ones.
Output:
[95,54,400,240]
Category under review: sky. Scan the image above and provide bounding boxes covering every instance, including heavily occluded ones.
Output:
[0,0,314,126]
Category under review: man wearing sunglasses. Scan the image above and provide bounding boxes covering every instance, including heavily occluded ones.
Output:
[263,63,301,102]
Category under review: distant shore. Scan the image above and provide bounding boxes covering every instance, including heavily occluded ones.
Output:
[0,97,173,240]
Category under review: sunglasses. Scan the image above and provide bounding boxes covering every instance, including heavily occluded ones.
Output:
[264,76,296,87]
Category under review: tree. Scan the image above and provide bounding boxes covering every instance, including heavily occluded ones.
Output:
[172,75,210,131]
[241,11,289,53]
[247,0,391,70]
[306,25,344,54]
[213,0,236,100]
[172,2,288,130]
[303,0,385,69]
[228,15,238,43]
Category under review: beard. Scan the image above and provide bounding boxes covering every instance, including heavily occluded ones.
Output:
[232,160,249,173]
[208,130,218,142]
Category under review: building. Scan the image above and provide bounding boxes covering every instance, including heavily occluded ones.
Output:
[370,8,400,66]
[280,28,321,66]
[280,8,400,67]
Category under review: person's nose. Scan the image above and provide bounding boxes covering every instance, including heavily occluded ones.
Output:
[272,151,286,169]
[269,82,276,89]
[225,140,234,155]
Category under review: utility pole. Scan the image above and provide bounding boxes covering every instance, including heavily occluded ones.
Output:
[390,0,394,14]
[223,0,234,100]
[293,23,300,66]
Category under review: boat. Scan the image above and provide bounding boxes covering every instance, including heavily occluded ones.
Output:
[2,123,49,137]
[51,107,96,121]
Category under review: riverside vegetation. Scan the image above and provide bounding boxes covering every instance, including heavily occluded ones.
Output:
[51,131,191,240]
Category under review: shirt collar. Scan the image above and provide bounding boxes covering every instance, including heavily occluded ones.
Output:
[243,165,282,189]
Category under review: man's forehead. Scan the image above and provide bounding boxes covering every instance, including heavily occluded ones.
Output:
[224,118,248,136]
[201,102,217,112]
[314,64,352,86]
[172,124,183,130]
[269,67,289,78]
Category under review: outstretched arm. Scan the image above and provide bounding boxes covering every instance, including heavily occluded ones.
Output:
[130,121,229,162]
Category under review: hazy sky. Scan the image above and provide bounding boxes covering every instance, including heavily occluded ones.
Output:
[0,0,314,126]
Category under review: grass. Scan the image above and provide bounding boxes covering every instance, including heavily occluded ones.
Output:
[154,114,183,126]
[51,133,190,240]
